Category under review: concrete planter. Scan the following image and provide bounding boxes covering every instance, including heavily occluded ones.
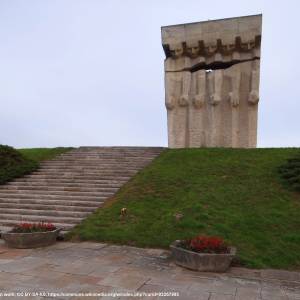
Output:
[2,229,60,249]
[170,240,236,272]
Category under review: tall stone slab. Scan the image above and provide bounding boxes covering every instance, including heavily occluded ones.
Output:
[161,14,262,148]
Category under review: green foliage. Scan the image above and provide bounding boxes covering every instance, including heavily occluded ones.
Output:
[68,148,300,269]
[278,153,300,191]
[0,145,38,184]
[0,145,73,185]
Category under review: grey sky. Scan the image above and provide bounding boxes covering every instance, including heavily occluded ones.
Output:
[0,0,299,148]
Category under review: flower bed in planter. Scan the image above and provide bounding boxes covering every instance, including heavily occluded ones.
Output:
[2,222,60,249]
[170,236,236,272]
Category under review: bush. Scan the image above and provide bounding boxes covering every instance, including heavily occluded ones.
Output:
[278,153,300,192]
[0,145,38,185]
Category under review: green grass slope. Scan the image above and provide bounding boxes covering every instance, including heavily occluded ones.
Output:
[0,145,73,185]
[69,148,300,269]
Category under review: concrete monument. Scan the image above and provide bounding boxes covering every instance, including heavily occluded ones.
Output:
[161,14,262,148]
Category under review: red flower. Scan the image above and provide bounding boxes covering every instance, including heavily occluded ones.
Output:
[188,235,229,254]
[12,222,56,233]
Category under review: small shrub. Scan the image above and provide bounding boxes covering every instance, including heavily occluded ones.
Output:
[278,153,300,192]
[0,145,38,185]
[11,222,56,233]
[180,235,229,254]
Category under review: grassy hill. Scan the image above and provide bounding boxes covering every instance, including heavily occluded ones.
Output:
[0,145,72,185]
[68,148,300,269]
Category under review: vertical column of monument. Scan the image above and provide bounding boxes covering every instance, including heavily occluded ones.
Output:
[189,69,206,147]
[165,71,189,148]
[247,57,260,147]
[164,49,191,148]
[215,51,233,147]
[235,61,249,148]
[228,52,242,147]
[188,71,197,147]
[165,71,178,148]
[208,67,223,147]
[186,42,206,148]
[178,71,191,147]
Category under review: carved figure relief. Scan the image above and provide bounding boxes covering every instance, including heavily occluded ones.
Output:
[248,59,260,105]
[192,70,206,109]
[210,69,223,106]
[162,14,262,148]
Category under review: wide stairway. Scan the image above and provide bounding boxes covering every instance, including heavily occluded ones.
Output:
[0,147,163,233]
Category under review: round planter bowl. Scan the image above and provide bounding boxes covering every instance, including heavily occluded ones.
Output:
[170,240,236,272]
[2,229,60,249]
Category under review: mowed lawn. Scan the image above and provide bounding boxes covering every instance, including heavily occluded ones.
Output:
[68,148,300,269]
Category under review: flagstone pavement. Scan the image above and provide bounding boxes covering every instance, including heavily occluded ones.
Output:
[0,240,299,300]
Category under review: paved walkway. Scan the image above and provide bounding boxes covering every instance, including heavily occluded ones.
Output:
[0,240,299,300]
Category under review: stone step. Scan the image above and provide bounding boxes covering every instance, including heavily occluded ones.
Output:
[64,154,162,157]
[0,184,121,195]
[31,169,138,174]
[43,156,156,160]
[7,179,123,185]
[30,171,138,177]
[71,148,162,151]
[23,174,131,180]
[37,165,148,170]
[0,213,82,225]
[54,158,156,162]
[0,188,119,196]
[40,158,152,167]
[0,202,97,212]
[56,157,158,161]
[56,158,157,162]
[76,146,163,149]
[65,148,163,153]
[0,208,90,218]
[59,154,160,158]
[39,161,148,166]
[47,151,160,155]
[0,198,103,207]
[0,193,109,201]
[11,178,127,185]
[60,151,161,154]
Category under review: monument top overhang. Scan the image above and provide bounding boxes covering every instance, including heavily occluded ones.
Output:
[161,14,262,58]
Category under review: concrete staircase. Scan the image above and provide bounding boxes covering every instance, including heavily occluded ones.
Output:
[0,147,163,234]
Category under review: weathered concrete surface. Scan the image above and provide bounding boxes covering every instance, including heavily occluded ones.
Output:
[162,15,262,148]
[0,240,299,299]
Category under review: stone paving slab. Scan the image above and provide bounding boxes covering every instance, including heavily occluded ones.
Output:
[0,240,299,299]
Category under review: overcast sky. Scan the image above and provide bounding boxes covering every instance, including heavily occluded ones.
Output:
[0,0,299,148]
